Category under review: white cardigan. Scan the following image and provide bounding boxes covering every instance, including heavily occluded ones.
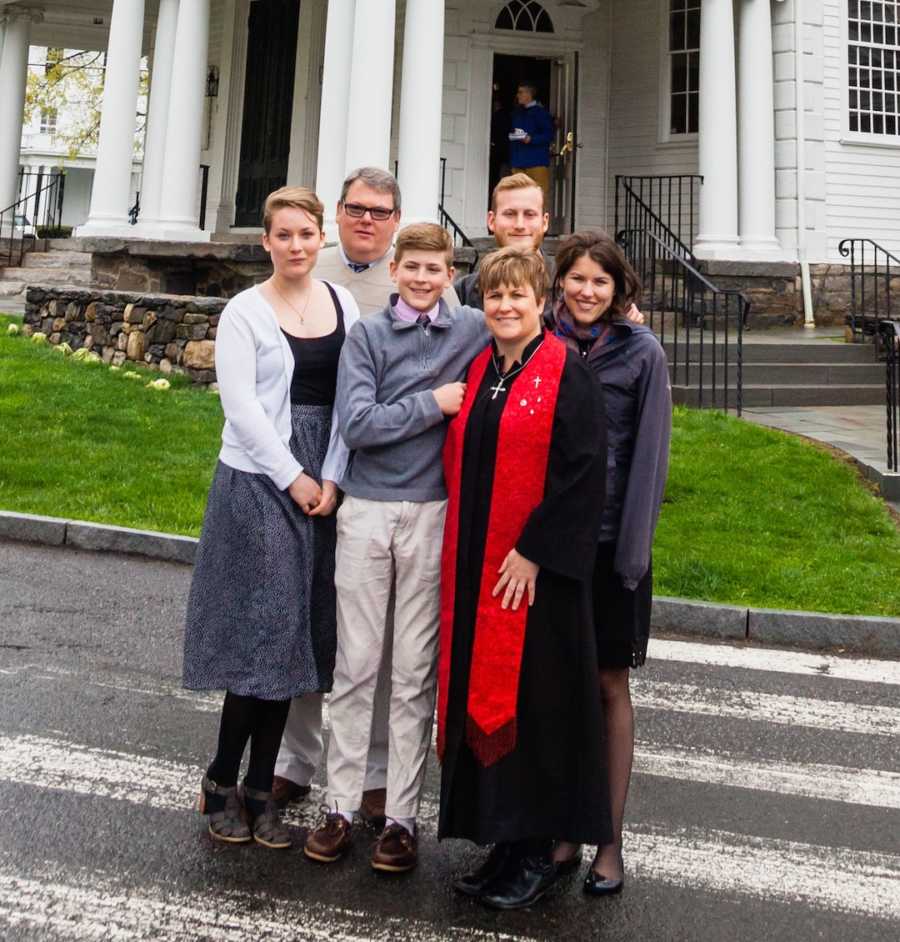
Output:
[215,281,360,490]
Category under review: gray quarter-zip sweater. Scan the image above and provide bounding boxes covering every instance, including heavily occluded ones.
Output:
[336,297,488,502]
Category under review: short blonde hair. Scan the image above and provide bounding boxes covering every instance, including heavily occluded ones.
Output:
[478,246,550,303]
[394,223,454,267]
[490,172,545,212]
[263,186,324,233]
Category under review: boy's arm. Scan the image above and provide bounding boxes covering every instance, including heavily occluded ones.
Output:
[337,322,446,450]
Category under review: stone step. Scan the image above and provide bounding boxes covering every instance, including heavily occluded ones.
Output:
[22,251,92,270]
[0,266,94,287]
[672,384,885,408]
[670,362,884,386]
[662,340,875,363]
[47,238,90,251]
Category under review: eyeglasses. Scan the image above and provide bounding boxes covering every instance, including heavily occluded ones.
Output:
[341,202,396,221]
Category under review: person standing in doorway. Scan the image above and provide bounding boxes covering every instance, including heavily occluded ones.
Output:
[508,83,554,205]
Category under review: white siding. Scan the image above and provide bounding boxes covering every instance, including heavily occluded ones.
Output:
[823,0,900,258]
[574,9,611,230]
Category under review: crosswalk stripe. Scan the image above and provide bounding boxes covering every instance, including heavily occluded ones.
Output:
[648,638,900,687]
[1,733,898,922]
[632,679,900,736]
[633,741,900,809]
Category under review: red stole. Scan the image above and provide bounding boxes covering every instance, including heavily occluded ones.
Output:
[437,334,567,767]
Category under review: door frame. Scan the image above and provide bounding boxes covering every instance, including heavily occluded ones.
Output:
[463,31,584,235]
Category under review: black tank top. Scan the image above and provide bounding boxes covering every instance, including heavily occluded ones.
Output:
[280,282,346,406]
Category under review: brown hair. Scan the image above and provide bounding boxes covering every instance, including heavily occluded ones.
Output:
[262,186,324,233]
[490,172,545,212]
[394,223,454,267]
[553,230,641,322]
[478,246,550,303]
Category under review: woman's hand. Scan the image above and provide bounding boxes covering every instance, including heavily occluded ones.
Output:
[308,480,338,517]
[288,472,323,514]
[492,549,540,611]
[626,303,645,325]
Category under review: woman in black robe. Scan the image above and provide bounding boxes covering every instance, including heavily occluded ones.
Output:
[436,247,612,910]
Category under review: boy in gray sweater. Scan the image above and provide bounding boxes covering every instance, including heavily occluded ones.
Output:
[305,224,486,873]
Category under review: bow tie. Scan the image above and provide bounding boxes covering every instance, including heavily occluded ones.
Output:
[348,261,370,273]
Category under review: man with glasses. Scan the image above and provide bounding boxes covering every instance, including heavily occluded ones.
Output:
[272,167,458,827]
[314,166,460,314]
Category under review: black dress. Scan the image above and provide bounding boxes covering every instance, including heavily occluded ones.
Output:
[438,336,614,847]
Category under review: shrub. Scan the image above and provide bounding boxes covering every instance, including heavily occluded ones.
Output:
[36,225,74,239]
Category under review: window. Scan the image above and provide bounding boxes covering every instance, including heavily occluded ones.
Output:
[668,0,700,135]
[495,1,554,34]
[848,0,900,136]
[40,108,58,135]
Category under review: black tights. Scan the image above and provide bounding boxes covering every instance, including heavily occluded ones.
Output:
[206,691,291,794]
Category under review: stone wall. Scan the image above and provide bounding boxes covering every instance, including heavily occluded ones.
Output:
[24,286,226,384]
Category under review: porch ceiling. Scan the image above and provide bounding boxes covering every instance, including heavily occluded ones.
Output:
[4,0,160,52]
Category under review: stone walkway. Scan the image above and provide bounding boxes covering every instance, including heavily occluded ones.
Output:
[744,404,900,510]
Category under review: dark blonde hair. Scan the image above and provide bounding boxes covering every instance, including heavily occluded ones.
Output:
[263,186,324,233]
[394,223,454,267]
[479,246,550,303]
[490,172,545,212]
[553,230,641,322]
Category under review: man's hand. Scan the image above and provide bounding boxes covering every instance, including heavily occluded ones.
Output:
[523,134,532,144]
[626,303,645,325]
[288,472,323,514]
[308,480,338,517]
[492,549,540,611]
[433,382,467,416]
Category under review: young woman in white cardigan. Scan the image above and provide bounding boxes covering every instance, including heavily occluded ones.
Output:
[183,187,360,848]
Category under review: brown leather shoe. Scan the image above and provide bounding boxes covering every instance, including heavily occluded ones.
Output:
[371,823,418,873]
[304,812,353,863]
[272,775,311,808]
[359,788,387,829]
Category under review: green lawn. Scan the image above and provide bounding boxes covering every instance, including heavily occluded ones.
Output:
[2,313,899,616]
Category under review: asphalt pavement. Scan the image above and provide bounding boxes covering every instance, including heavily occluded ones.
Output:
[1,537,898,941]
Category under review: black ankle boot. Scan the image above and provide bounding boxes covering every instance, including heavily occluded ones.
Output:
[479,852,558,910]
[453,843,514,897]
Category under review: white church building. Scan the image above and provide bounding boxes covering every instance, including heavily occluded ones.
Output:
[1,0,898,264]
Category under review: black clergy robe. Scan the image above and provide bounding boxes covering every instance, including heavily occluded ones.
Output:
[437,332,614,847]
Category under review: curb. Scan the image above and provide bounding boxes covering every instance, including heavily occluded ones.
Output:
[2,509,899,658]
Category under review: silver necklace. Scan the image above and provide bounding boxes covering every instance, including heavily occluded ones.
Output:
[488,339,544,400]
[271,279,313,325]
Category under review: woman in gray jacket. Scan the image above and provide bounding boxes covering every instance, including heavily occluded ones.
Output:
[546,231,671,896]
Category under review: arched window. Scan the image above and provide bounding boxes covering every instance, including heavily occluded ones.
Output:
[495,1,554,34]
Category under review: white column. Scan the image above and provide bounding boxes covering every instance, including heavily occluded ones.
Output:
[151,0,210,240]
[315,0,356,236]
[131,0,179,233]
[397,0,444,224]
[694,0,740,258]
[738,0,782,258]
[345,0,395,175]
[77,0,146,237]
[0,10,32,214]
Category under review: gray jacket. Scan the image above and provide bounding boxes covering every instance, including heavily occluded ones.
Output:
[549,316,672,589]
[336,298,487,502]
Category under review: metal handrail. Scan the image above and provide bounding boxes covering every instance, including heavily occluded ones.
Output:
[620,226,749,415]
[128,164,210,229]
[1,172,64,268]
[881,320,900,471]
[838,237,900,338]
[616,174,702,263]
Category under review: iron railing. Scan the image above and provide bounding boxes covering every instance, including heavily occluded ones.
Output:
[619,227,749,415]
[838,237,900,339]
[438,156,474,251]
[615,174,702,263]
[128,164,210,230]
[0,170,65,268]
[881,320,900,471]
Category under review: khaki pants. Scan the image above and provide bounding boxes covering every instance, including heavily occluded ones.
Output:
[512,164,551,203]
[326,495,447,820]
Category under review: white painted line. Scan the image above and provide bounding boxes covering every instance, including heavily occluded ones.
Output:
[634,741,900,809]
[0,864,535,942]
[649,638,900,687]
[632,679,900,737]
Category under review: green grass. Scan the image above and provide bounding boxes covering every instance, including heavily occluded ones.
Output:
[2,313,899,615]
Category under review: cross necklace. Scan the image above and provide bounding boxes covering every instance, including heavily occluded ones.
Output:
[489,340,544,400]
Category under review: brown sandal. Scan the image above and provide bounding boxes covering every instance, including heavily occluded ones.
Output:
[240,784,291,849]
[199,775,251,844]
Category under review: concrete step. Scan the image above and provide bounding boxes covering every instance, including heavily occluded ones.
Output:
[22,251,92,270]
[0,266,93,287]
[47,238,89,250]
[662,340,875,364]
[671,362,884,386]
[672,384,885,408]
